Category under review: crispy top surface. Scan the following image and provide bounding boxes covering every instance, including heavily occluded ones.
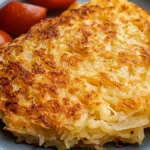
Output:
[0,0,150,134]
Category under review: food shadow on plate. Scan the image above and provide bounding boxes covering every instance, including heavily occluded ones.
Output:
[1,120,150,150]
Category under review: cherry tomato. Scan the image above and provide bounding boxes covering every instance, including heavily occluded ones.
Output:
[0,30,12,45]
[0,2,47,35]
[31,0,76,9]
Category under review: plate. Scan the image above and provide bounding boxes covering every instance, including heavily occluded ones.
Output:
[0,0,150,150]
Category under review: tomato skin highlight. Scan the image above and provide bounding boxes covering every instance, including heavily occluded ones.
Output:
[0,2,47,35]
[0,30,12,45]
[31,0,76,9]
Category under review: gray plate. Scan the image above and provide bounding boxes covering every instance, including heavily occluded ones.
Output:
[0,0,150,150]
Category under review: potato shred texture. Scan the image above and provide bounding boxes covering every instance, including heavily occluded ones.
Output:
[0,0,150,149]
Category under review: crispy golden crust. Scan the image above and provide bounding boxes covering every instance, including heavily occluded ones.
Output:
[0,0,150,149]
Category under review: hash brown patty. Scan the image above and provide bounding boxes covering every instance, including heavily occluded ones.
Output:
[0,0,150,149]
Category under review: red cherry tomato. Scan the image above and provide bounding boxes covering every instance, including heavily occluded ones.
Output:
[31,0,76,9]
[0,2,47,35]
[0,30,12,45]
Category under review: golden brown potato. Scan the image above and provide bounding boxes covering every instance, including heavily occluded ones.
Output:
[0,0,150,149]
